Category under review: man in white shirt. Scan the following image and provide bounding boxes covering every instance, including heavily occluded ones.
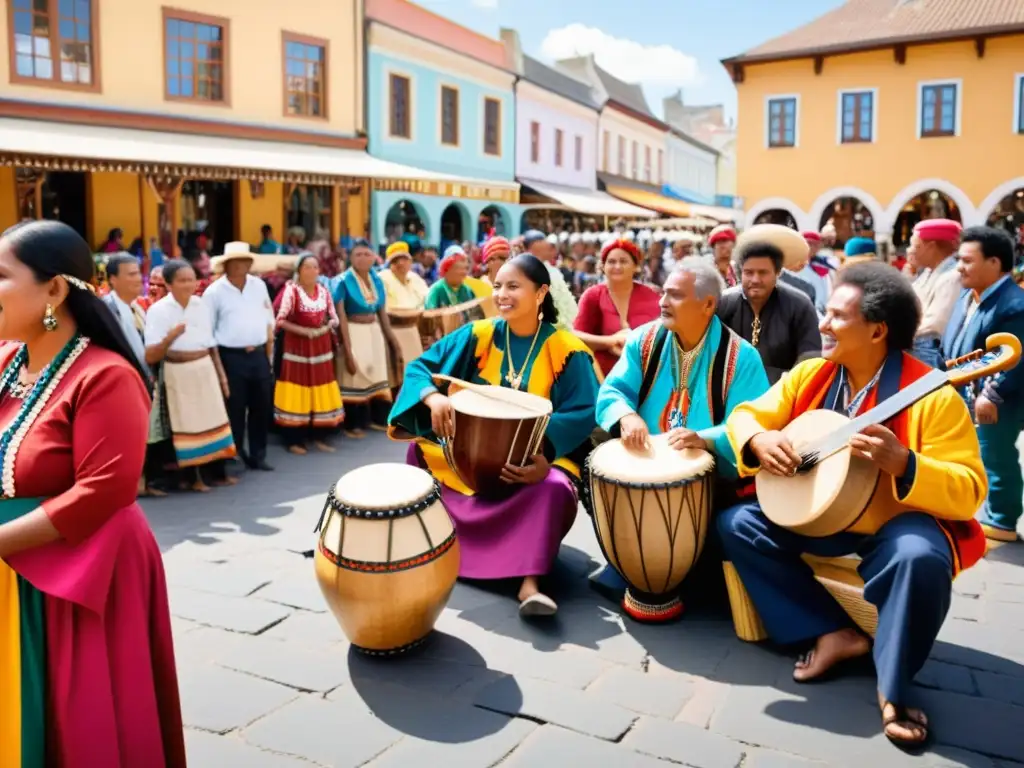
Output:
[908,218,962,369]
[202,243,277,472]
[103,253,151,379]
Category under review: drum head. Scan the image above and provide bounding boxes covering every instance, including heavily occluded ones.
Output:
[450,386,553,418]
[590,434,714,485]
[332,463,435,510]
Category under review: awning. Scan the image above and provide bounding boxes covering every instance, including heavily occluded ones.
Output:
[688,204,739,223]
[0,118,519,199]
[520,179,656,218]
[604,184,692,218]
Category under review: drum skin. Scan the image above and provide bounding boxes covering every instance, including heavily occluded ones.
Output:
[314,464,460,654]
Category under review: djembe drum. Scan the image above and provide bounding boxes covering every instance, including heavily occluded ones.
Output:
[419,297,491,349]
[437,378,552,498]
[586,435,714,622]
[314,463,460,655]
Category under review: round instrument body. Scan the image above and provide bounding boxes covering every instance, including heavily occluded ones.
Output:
[755,409,881,537]
[586,435,715,622]
[418,300,487,348]
[444,385,553,498]
[314,463,459,655]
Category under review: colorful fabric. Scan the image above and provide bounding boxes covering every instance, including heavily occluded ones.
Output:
[163,357,237,466]
[465,276,493,298]
[380,268,428,310]
[726,353,988,574]
[574,282,662,375]
[708,226,737,245]
[424,279,476,310]
[386,241,411,262]
[338,320,392,404]
[600,238,642,264]
[336,269,386,317]
[273,283,344,429]
[482,236,511,263]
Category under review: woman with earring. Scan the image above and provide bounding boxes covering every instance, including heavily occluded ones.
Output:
[388,254,601,618]
[0,221,185,766]
[573,239,662,376]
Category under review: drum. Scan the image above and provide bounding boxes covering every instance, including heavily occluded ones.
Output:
[586,435,715,622]
[419,297,490,349]
[314,463,460,655]
[441,381,552,498]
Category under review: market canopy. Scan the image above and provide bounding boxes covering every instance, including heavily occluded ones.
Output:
[520,179,656,218]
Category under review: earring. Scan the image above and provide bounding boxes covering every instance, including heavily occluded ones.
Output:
[43,304,58,332]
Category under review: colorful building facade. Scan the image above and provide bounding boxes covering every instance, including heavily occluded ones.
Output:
[365,0,519,247]
[724,0,1024,245]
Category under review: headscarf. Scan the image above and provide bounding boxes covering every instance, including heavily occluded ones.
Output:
[439,245,467,278]
[599,238,643,265]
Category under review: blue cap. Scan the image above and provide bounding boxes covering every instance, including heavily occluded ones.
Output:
[442,244,466,260]
[522,229,546,246]
[844,237,876,258]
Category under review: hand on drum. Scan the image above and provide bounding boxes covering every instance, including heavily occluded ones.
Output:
[667,428,706,452]
[749,431,802,476]
[619,413,650,451]
[424,392,455,439]
[500,454,550,485]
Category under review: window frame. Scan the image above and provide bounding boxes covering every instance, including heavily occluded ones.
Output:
[1014,73,1024,135]
[836,88,877,144]
[439,82,460,147]
[617,135,626,175]
[554,127,563,167]
[529,120,540,163]
[631,140,638,178]
[574,134,583,172]
[281,31,328,121]
[7,0,102,92]
[644,145,652,182]
[916,79,962,138]
[161,7,231,106]
[601,130,610,171]
[657,148,664,184]
[386,69,413,140]
[482,95,502,157]
[764,94,799,148]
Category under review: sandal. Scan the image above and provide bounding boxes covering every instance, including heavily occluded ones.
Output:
[881,702,930,753]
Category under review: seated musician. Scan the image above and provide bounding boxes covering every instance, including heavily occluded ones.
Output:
[591,257,770,618]
[388,254,601,619]
[719,262,987,750]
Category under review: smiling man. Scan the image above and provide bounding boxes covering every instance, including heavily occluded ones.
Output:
[719,261,987,750]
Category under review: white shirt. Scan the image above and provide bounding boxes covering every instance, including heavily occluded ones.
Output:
[202,275,275,348]
[144,294,216,352]
[912,255,961,338]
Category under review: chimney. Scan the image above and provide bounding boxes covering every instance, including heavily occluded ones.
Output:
[663,89,685,126]
[499,27,523,74]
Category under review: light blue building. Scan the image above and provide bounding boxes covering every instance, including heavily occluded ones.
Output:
[365,4,521,250]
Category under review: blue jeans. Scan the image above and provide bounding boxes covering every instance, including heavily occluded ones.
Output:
[976,402,1024,532]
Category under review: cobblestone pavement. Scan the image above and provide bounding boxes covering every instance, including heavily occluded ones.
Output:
[146,432,1024,768]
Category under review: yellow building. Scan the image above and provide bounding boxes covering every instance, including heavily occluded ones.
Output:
[723,0,1024,246]
[0,0,434,255]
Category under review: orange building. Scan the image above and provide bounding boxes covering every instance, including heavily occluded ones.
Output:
[723,0,1024,246]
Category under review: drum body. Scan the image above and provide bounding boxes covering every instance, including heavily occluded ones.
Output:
[314,463,460,655]
[418,299,486,349]
[587,435,715,622]
[443,385,552,498]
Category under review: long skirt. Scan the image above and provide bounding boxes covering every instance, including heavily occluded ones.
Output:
[407,443,578,579]
[274,329,345,429]
[389,324,423,388]
[1,498,186,767]
[337,320,392,405]
[163,356,236,467]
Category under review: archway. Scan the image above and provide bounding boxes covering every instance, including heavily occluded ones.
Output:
[890,189,963,248]
[809,187,884,247]
[478,204,509,240]
[753,209,799,229]
[384,198,426,242]
[440,202,470,251]
[882,178,975,241]
[979,179,1024,241]
[744,197,805,231]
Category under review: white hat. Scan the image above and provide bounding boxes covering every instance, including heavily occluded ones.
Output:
[211,241,297,275]
[736,224,809,271]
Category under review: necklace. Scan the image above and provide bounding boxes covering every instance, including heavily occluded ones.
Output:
[0,334,89,498]
[354,271,378,306]
[750,314,762,347]
[504,321,543,390]
[666,330,709,429]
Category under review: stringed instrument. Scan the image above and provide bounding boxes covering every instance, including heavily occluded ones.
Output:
[756,333,1022,537]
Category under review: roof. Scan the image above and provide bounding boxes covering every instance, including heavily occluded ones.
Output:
[670,128,719,156]
[594,63,655,117]
[724,0,1024,64]
[521,56,602,110]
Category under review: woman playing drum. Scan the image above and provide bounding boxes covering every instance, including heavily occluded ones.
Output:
[388,254,601,617]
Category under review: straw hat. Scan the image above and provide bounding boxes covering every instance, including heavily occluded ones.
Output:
[736,224,809,271]
[211,241,296,275]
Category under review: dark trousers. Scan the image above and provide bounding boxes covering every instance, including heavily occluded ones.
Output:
[345,400,391,431]
[718,503,953,704]
[219,346,273,464]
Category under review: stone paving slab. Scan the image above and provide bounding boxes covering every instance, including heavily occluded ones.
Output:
[185,729,309,767]
[170,587,292,634]
[499,725,674,767]
[178,663,298,734]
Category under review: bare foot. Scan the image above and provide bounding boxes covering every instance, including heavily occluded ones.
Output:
[313,441,336,453]
[210,476,240,487]
[880,697,929,749]
[288,445,308,455]
[369,424,387,432]
[144,486,168,497]
[345,429,366,439]
[793,628,870,682]
[192,480,211,493]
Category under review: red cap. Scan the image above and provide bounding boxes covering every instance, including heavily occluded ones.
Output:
[913,218,962,243]
[801,230,822,243]
[708,225,737,246]
[481,235,511,263]
[600,238,642,265]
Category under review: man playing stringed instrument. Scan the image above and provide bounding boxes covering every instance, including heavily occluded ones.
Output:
[719,262,988,750]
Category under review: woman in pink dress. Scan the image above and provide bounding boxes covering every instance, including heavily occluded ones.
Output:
[573,238,662,375]
[0,220,185,766]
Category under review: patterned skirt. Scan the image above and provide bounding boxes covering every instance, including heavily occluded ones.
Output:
[274,329,345,429]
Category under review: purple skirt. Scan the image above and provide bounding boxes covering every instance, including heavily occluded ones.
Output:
[406,444,578,579]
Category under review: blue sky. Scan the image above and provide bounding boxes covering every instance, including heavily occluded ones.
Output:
[415,0,845,121]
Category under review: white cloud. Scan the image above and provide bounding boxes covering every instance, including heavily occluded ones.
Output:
[469,0,498,8]
[539,24,700,87]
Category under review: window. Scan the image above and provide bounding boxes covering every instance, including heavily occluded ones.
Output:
[530,121,540,163]
[602,130,610,171]
[919,82,958,137]
[389,73,410,138]
[644,146,652,182]
[163,10,228,103]
[617,135,625,174]
[554,128,564,167]
[839,90,874,143]
[10,0,97,89]
[1017,75,1024,134]
[441,85,459,145]
[631,141,638,178]
[657,149,664,184]
[484,97,501,155]
[574,135,583,171]
[283,34,327,118]
[767,96,797,147]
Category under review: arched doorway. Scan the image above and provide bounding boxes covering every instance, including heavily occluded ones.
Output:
[753,209,798,229]
[478,205,508,240]
[384,199,425,242]
[985,187,1024,240]
[817,197,875,248]
[891,189,962,247]
[440,202,469,251]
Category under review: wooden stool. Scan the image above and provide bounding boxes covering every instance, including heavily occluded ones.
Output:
[723,555,878,643]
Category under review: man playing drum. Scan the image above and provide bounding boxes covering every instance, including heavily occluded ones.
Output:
[718,262,987,750]
[590,257,770,615]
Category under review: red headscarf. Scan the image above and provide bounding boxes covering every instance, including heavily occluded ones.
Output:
[600,238,643,265]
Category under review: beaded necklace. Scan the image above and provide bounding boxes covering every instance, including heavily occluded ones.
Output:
[666,329,708,430]
[0,334,89,498]
[354,270,378,307]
